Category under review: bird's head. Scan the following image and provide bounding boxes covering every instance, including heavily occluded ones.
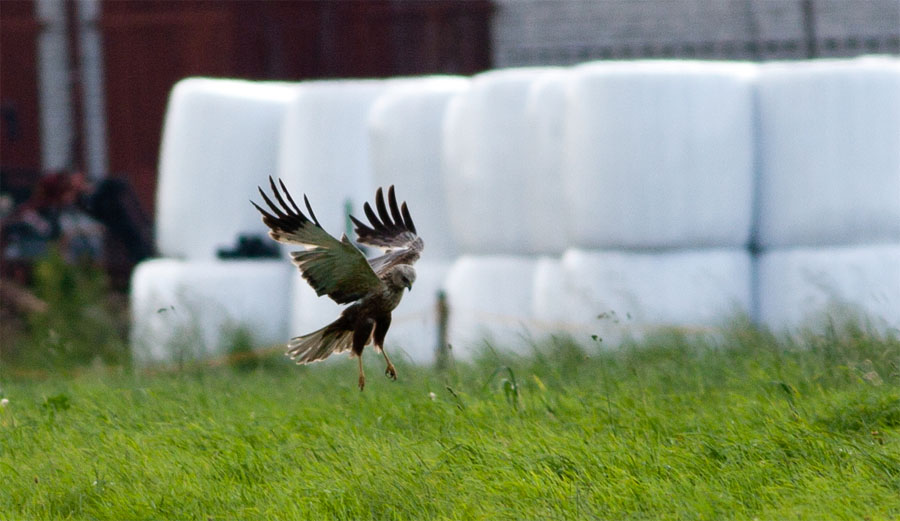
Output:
[389,265,416,292]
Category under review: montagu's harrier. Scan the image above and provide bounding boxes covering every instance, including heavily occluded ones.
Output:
[252,178,423,390]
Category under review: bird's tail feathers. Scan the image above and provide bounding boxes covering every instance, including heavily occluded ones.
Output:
[286,317,354,364]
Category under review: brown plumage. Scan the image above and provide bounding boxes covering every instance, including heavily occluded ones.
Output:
[252,177,423,390]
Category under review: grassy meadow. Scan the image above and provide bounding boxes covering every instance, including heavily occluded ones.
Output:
[2,321,899,520]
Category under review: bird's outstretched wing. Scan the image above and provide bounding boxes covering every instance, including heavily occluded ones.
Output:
[252,177,383,304]
[349,186,425,276]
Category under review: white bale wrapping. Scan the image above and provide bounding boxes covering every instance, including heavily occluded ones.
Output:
[563,61,757,249]
[531,256,570,329]
[523,71,571,253]
[156,78,296,259]
[757,244,900,333]
[368,76,470,259]
[533,248,753,341]
[442,67,563,254]
[756,57,900,247]
[277,80,388,245]
[130,259,292,363]
[443,255,541,357]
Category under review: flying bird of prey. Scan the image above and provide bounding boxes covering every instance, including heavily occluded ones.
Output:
[252,178,423,390]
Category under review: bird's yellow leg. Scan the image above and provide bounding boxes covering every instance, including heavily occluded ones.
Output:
[380,345,397,381]
[358,356,366,391]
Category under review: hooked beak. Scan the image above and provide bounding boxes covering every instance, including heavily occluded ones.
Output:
[405,281,413,292]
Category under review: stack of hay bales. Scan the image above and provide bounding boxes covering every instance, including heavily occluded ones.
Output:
[130,56,899,365]
[754,57,900,332]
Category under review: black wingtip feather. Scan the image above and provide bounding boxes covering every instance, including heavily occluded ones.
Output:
[364,201,383,229]
[269,177,292,215]
[255,178,321,232]
[387,186,404,228]
[349,214,373,235]
[303,194,321,227]
[278,178,303,216]
[374,187,395,228]
[258,187,287,219]
[351,185,422,251]
[401,202,417,234]
[251,200,275,221]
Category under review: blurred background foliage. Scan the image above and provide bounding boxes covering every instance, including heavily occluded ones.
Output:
[3,246,130,371]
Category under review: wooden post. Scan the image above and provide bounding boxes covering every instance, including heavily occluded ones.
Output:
[435,290,450,370]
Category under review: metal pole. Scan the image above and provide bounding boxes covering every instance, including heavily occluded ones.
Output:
[35,0,76,172]
[802,0,818,59]
[76,0,109,181]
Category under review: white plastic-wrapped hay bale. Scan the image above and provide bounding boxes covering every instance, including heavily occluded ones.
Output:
[130,259,292,363]
[443,255,541,358]
[277,80,388,241]
[523,70,571,254]
[531,256,576,334]
[442,67,563,255]
[562,61,757,249]
[287,259,451,365]
[368,76,470,259]
[755,57,900,248]
[156,78,296,260]
[532,248,753,340]
[757,244,900,333]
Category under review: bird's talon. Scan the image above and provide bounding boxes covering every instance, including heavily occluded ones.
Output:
[385,365,397,380]
[358,375,366,391]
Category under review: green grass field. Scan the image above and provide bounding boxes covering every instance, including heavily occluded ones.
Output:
[2,322,899,520]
